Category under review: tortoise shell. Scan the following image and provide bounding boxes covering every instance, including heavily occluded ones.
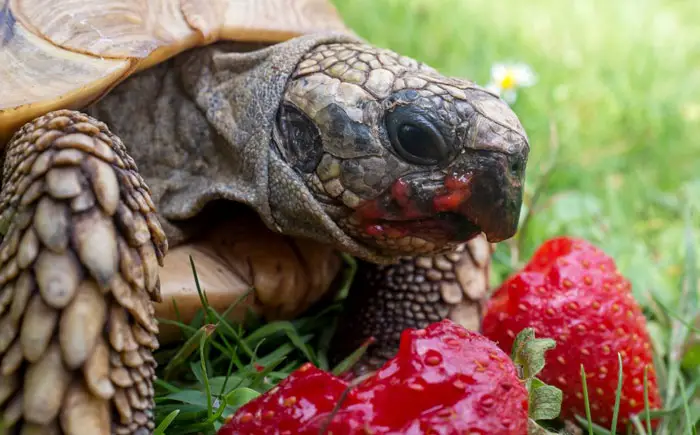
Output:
[0,0,350,142]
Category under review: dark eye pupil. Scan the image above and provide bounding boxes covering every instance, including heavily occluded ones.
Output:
[397,124,443,163]
[385,105,449,165]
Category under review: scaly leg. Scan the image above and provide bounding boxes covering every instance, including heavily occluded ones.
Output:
[0,110,167,434]
[330,234,493,373]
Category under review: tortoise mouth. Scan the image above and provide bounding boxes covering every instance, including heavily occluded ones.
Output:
[359,212,483,245]
[348,151,524,247]
[435,212,483,240]
[348,172,485,248]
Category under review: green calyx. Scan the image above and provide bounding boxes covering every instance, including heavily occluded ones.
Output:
[511,328,563,434]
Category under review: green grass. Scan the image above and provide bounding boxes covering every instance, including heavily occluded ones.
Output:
[152,0,700,433]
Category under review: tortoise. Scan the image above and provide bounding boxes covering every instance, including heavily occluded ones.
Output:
[0,0,530,433]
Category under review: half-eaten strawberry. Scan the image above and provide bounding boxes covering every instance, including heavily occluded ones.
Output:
[219,320,559,434]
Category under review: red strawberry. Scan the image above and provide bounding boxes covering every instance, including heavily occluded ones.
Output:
[322,320,530,434]
[218,363,351,434]
[482,236,662,431]
[219,320,530,434]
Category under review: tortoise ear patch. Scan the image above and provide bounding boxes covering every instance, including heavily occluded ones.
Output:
[277,103,324,174]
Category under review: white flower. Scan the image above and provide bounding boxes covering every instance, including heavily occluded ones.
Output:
[485,62,537,104]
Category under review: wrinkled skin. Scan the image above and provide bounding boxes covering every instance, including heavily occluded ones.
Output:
[277,42,529,257]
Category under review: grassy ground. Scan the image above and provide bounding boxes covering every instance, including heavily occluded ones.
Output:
[152,0,699,433]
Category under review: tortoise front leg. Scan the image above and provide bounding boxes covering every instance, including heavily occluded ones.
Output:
[0,110,167,434]
[330,235,493,373]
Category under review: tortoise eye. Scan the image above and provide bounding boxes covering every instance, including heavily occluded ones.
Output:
[386,107,449,165]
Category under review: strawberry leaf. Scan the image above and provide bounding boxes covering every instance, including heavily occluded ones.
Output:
[511,328,563,423]
[511,327,556,380]
[528,377,562,421]
[224,387,260,408]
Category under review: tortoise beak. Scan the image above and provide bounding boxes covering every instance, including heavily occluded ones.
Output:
[456,148,527,243]
[465,155,525,243]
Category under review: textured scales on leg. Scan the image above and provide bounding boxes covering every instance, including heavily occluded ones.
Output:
[330,234,493,373]
[0,110,167,434]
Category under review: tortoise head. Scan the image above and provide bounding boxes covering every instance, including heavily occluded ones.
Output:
[274,42,529,256]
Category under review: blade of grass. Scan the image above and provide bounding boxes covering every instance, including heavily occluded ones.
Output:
[335,253,358,300]
[331,336,375,376]
[574,415,615,435]
[209,302,254,370]
[249,357,286,391]
[163,324,216,381]
[254,337,312,368]
[644,365,653,434]
[610,353,624,432]
[188,309,206,332]
[292,303,343,332]
[581,364,594,435]
[170,419,217,433]
[207,374,247,394]
[666,205,699,404]
[211,286,255,325]
[208,324,247,373]
[652,295,700,333]
[678,373,695,434]
[157,318,199,335]
[210,337,246,372]
[628,377,698,425]
[208,308,256,359]
[154,379,183,395]
[215,353,239,406]
[316,316,338,371]
[169,298,187,338]
[284,325,318,365]
[153,409,180,435]
[246,320,318,365]
[198,329,213,418]
[629,415,648,435]
[656,204,699,435]
[160,390,212,409]
[206,395,230,425]
[189,255,214,324]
